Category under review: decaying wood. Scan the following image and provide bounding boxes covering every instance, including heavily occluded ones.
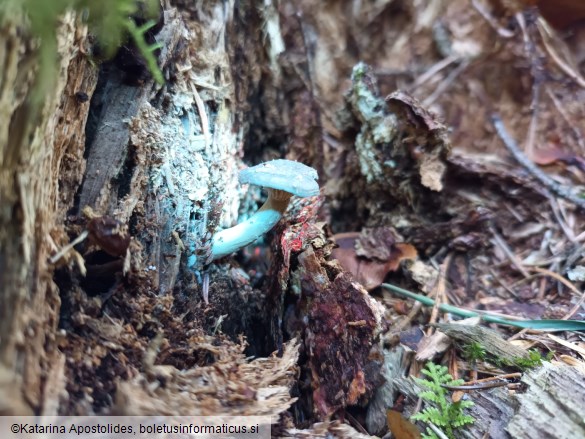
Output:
[395,368,516,439]
[434,323,530,365]
[2,1,585,437]
[55,0,304,418]
[262,200,386,420]
[0,12,95,414]
[366,347,406,436]
[114,338,300,416]
[285,420,379,439]
[0,0,290,418]
[507,362,585,438]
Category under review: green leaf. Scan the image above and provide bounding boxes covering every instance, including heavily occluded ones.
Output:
[382,283,585,332]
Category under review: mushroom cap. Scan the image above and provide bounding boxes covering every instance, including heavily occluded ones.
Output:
[239,159,319,197]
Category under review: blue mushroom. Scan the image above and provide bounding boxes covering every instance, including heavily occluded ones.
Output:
[210,160,319,260]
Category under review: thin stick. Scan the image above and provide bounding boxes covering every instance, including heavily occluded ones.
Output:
[546,86,585,151]
[537,18,585,88]
[428,423,450,439]
[411,54,458,90]
[471,0,515,38]
[423,60,470,107]
[516,10,541,160]
[530,267,585,322]
[490,226,530,278]
[491,114,585,211]
[427,254,452,336]
[49,230,89,264]
[441,380,509,391]
[190,82,211,150]
[463,372,522,385]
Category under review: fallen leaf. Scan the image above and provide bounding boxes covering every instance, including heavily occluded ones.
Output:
[387,410,422,439]
[332,230,417,290]
[537,0,585,29]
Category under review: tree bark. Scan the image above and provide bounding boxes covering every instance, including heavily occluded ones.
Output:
[0,12,97,414]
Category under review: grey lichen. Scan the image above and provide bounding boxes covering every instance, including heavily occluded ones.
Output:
[349,62,398,183]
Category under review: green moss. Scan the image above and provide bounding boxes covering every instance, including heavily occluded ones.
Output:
[490,348,553,371]
[463,342,487,364]
[507,349,553,371]
[462,340,552,372]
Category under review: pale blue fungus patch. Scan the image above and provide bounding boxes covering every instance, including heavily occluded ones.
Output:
[180,111,190,137]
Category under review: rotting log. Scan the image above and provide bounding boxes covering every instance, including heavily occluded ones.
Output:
[395,344,585,438]
[0,0,282,416]
[507,362,585,439]
[434,323,530,365]
[0,12,96,414]
[395,365,516,439]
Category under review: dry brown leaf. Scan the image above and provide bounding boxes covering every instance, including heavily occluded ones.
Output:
[387,410,422,439]
[332,231,417,290]
[537,0,585,28]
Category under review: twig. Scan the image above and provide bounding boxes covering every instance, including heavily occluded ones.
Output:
[471,0,515,38]
[490,225,530,278]
[489,268,518,298]
[463,372,522,384]
[345,411,369,435]
[545,86,585,152]
[423,60,470,107]
[427,254,452,336]
[189,82,211,150]
[530,267,585,321]
[49,230,89,264]
[549,197,577,243]
[202,271,210,305]
[537,18,585,88]
[548,334,585,358]
[411,54,458,90]
[441,380,509,391]
[491,114,585,211]
[516,11,542,160]
[428,422,450,439]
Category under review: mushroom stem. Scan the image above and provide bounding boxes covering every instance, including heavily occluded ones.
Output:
[210,189,292,261]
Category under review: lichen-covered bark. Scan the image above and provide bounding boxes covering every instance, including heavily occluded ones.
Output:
[507,362,585,439]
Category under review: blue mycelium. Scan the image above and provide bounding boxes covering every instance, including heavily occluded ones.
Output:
[210,160,319,261]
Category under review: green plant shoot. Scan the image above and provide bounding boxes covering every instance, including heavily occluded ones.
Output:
[412,362,475,439]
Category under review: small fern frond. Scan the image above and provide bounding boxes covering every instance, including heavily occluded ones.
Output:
[419,390,441,403]
[422,427,441,439]
[411,362,476,439]
[124,18,164,84]
[1,0,162,102]
[452,414,475,427]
